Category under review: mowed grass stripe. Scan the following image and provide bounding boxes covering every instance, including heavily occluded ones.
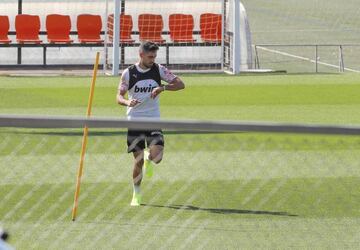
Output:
[1,129,360,155]
[2,79,360,108]
[1,177,360,223]
[1,149,360,185]
[1,74,360,124]
[5,217,360,249]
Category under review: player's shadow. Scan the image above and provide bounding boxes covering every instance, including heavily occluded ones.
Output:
[142,204,297,217]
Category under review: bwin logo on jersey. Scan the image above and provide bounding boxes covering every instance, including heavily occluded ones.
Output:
[134,85,157,93]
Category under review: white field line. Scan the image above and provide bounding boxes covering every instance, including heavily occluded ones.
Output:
[256,45,360,73]
[253,29,360,33]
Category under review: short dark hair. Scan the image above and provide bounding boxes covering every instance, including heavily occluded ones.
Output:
[139,41,159,53]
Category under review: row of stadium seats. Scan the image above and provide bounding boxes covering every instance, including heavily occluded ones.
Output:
[0,13,222,45]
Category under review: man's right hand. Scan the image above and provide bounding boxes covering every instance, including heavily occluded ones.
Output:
[127,99,141,107]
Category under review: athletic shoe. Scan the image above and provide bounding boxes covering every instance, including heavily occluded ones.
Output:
[130,192,142,206]
[144,150,153,178]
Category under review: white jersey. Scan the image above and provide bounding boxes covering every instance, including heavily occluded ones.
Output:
[119,63,177,119]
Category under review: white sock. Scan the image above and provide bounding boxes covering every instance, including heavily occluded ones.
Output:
[133,184,141,194]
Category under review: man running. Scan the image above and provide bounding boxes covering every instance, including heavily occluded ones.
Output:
[117,41,185,206]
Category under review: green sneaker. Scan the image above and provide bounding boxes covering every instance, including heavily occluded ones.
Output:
[130,192,142,206]
[144,150,153,178]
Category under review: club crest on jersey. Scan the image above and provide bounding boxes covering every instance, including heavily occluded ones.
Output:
[134,84,157,93]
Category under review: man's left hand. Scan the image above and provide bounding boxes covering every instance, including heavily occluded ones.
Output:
[150,86,164,99]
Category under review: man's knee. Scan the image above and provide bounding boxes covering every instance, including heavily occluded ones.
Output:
[149,152,163,164]
[152,157,162,164]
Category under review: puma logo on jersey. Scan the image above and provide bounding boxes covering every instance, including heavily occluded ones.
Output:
[132,74,137,78]
[151,131,162,136]
[134,85,157,93]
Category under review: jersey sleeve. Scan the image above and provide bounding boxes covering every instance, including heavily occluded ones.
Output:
[118,69,130,93]
[158,64,177,83]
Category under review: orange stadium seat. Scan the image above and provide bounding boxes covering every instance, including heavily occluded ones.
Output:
[46,14,73,44]
[138,14,165,43]
[15,14,42,44]
[169,14,196,43]
[107,14,135,43]
[0,15,11,44]
[200,13,222,43]
[77,14,104,44]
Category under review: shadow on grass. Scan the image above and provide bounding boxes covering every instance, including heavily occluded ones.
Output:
[142,204,297,217]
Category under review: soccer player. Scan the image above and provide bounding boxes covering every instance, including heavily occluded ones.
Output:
[117,41,185,206]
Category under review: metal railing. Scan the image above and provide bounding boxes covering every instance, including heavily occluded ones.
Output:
[254,44,360,73]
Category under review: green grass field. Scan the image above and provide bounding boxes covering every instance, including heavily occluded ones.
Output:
[1,73,360,123]
[1,73,360,249]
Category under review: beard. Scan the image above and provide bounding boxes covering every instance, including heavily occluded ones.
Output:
[144,62,153,68]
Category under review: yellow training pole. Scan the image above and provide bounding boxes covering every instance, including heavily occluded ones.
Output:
[72,52,100,221]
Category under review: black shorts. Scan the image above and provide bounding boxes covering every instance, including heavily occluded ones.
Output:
[127,129,164,153]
